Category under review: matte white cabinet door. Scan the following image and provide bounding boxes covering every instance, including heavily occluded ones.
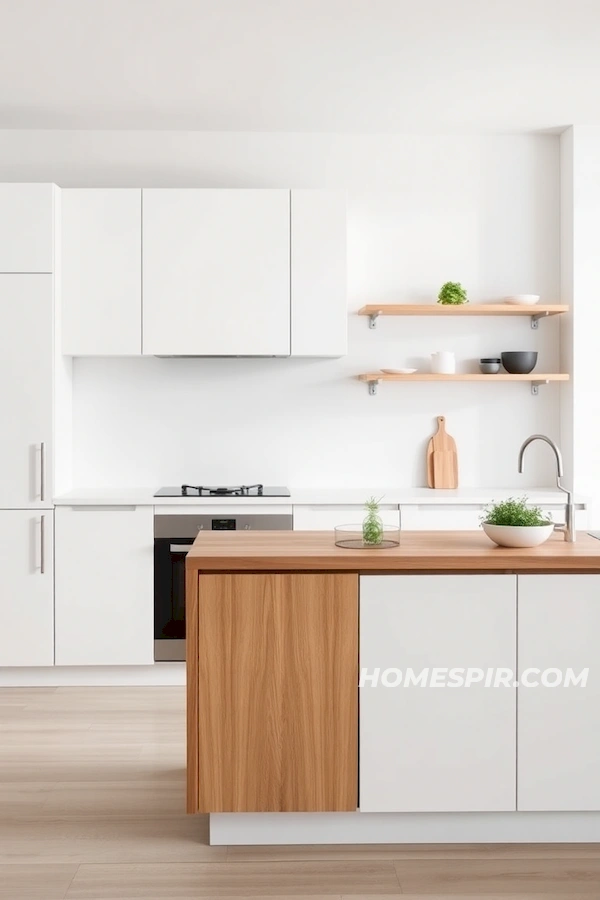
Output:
[518,575,600,810]
[61,189,142,355]
[0,510,53,666]
[142,189,290,356]
[291,191,347,356]
[293,505,399,531]
[0,276,53,508]
[55,506,154,666]
[399,505,483,531]
[360,574,516,812]
[0,183,54,273]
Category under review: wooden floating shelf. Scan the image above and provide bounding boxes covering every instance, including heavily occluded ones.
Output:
[359,304,569,330]
[359,372,570,396]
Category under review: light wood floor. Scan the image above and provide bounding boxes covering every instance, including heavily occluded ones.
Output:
[1,688,600,899]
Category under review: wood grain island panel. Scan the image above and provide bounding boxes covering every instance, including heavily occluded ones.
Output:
[188,572,358,813]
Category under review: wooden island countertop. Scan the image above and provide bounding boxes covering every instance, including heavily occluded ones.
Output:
[185,529,600,574]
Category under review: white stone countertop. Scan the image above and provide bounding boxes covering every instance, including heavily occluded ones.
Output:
[53,487,587,507]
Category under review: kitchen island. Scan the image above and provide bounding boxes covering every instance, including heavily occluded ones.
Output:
[186,531,600,845]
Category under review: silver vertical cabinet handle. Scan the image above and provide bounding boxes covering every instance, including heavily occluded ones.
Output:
[40,442,46,503]
[40,515,45,574]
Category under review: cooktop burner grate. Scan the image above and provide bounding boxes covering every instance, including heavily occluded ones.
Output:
[181,484,264,497]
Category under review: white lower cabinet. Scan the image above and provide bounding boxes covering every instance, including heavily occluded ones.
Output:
[293,505,399,531]
[359,574,516,812]
[55,506,154,666]
[0,510,54,667]
[518,574,600,810]
[399,505,587,531]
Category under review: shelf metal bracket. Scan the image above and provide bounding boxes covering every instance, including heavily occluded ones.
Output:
[531,311,550,329]
[368,310,382,329]
[367,379,380,395]
[531,380,550,396]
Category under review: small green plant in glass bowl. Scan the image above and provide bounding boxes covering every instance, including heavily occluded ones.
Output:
[362,496,384,545]
[481,496,554,548]
[437,281,468,305]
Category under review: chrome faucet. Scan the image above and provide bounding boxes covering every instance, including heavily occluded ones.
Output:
[517,434,575,542]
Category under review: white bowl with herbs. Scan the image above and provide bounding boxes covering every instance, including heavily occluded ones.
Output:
[334,496,400,549]
[481,497,554,548]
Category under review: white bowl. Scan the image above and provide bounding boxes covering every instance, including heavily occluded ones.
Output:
[504,294,540,306]
[380,368,417,375]
[482,523,554,548]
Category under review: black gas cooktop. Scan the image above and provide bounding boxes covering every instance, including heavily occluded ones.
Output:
[154,484,291,498]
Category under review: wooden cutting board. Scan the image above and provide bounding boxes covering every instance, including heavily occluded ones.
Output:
[426,416,459,489]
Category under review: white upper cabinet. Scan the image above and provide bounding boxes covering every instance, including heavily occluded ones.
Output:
[142,189,290,356]
[0,184,55,273]
[360,574,516,812]
[61,189,142,355]
[0,510,54,667]
[518,575,600,811]
[55,506,154,666]
[0,276,53,508]
[291,190,347,357]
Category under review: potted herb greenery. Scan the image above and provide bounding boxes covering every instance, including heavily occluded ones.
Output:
[437,282,468,305]
[362,496,384,545]
[481,496,554,548]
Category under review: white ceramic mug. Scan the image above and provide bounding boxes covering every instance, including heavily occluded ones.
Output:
[431,351,456,374]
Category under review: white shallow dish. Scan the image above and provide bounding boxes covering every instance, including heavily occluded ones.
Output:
[482,522,554,548]
[380,368,417,375]
[504,294,540,306]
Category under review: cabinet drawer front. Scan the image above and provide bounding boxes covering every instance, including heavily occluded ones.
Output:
[0,510,54,667]
[142,189,290,356]
[518,574,600,811]
[55,506,154,666]
[360,574,516,812]
[400,505,483,531]
[291,190,347,357]
[294,505,399,531]
[61,189,142,355]
[0,184,54,273]
[0,276,53,508]
[191,573,358,812]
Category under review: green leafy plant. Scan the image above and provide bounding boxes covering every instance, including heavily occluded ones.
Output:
[363,496,384,545]
[437,281,468,305]
[481,496,552,527]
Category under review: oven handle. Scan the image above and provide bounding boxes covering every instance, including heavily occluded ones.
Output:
[170,544,193,554]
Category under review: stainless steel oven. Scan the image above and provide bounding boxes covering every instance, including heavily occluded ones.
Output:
[154,512,293,661]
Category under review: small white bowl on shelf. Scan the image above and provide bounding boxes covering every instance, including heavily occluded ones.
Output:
[504,294,540,306]
[482,522,554,548]
[380,368,417,375]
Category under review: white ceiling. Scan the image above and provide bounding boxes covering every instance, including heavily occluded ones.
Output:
[1,0,599,131]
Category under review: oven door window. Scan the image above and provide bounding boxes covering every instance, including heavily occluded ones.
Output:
[154,539,193,642]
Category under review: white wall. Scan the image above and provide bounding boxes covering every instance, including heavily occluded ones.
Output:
[0,131,561,488]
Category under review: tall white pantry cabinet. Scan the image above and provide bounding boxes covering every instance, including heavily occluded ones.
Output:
[0,185,66,666]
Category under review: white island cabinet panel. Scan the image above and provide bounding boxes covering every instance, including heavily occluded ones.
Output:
[61,189,142,355]
[0,276,53,508]
[55,506,154,666]
[518,574,600,810]
[0,183,54,273]
[291,190,347,357]
[142,189,290,357]
[360,574,516,812]
[0,510,53,666]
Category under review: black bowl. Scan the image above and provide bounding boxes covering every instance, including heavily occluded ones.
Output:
[480,357,501,363]
[501,351,538,374]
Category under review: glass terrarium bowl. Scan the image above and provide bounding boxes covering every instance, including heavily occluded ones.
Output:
[334,523,401,550]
